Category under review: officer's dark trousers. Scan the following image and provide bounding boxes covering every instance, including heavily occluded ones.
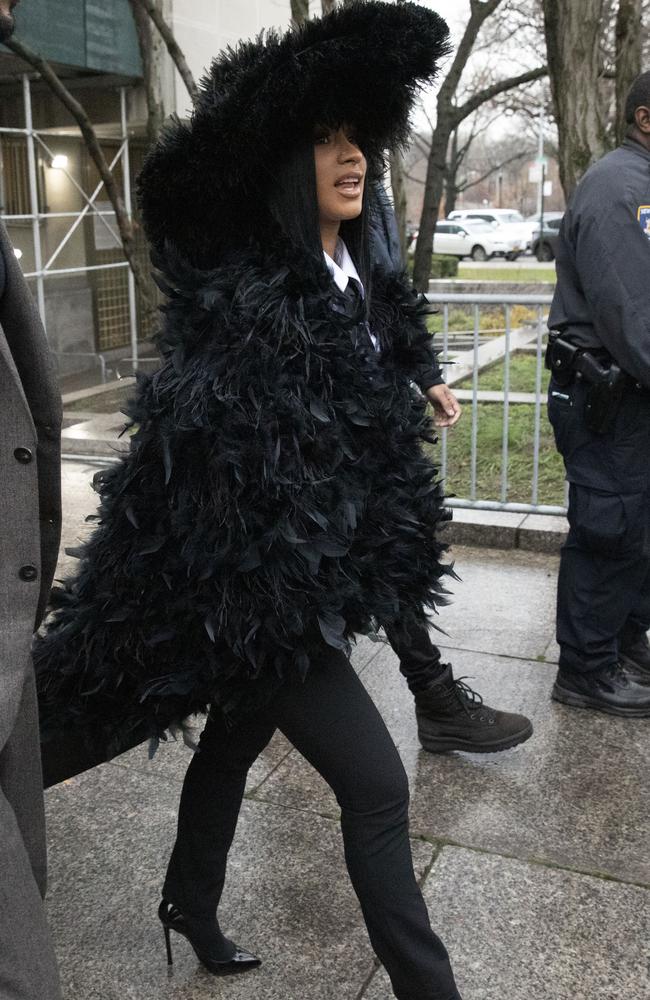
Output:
[163,635,461,1000]
[548,376,650,674]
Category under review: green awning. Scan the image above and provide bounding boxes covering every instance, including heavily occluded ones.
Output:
[14,0,142,76]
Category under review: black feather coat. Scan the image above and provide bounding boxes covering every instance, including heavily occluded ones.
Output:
[35,2,454,752]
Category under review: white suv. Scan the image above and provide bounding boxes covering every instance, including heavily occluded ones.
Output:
[447,209,530,254]
[426,220,523,261]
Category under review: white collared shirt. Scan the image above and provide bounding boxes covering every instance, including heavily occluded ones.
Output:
[323,239,379,351]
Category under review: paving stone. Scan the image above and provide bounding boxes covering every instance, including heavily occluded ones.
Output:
[45,763,433,1000]
[362,846,650,1000]
[46,464,650,1000]
[257,647,650,885]
[430,545,558,660]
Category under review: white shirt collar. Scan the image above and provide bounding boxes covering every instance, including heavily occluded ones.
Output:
[323,238,364,297]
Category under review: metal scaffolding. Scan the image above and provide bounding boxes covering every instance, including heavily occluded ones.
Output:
[0,74,139,368]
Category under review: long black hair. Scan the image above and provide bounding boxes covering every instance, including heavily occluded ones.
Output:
[268,136,373,303]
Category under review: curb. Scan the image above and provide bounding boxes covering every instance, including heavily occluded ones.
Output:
[441,507,567,555]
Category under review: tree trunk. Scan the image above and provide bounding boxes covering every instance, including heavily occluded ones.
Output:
[133,0,198,104]
[443,128,459,217]
[412,115,453,291]
[128,0,165,147]
[615,0,642,143]
[389,149,408,262]
[291,0,309,27]
[321,0,337,12]
[542,0,609,198]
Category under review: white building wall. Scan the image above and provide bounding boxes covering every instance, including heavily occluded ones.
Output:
[170,0,324,118]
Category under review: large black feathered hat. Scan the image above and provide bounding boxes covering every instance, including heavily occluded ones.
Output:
[138,1,450,267]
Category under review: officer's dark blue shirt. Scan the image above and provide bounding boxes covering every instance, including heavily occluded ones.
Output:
[548,137,650,386]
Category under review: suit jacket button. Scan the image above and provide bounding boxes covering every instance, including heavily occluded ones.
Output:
[14,447,33,464]
[19,564,38,582]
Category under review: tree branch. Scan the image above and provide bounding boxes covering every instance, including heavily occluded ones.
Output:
[438,0,504,102]
[413,135,432,158]
[457,149,530,192]
[455,65,548,123]
[132,0,199,105]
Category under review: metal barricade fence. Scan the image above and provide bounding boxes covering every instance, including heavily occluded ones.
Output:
[61,289,568,518]
[425,292,567,516]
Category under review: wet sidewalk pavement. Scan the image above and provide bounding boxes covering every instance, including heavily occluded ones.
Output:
[45,461,650,1000]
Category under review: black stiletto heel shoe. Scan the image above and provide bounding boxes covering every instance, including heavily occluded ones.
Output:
[158,899,261,976]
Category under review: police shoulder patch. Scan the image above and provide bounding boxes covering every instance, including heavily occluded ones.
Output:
[637,205,650,239]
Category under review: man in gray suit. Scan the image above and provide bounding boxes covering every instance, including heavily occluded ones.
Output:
[0,2,63,995]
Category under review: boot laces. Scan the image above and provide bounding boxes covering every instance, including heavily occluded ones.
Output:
[453,676,491,721]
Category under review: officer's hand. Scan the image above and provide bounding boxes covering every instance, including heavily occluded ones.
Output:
[425,384,462,428]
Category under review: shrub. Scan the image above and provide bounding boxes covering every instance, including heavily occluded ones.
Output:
[407,254,459,279]
[430,254,459,278]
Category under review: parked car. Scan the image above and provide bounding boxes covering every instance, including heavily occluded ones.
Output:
[409,220,523,261]
[447,208,531,254]
[523,210,563,246]
[527,212,564,261]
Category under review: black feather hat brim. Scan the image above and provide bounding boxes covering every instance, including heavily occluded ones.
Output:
[138,1,450,267]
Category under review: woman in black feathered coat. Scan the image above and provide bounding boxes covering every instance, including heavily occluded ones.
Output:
[36,4,465,997]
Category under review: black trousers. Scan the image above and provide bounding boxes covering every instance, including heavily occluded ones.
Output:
[548,376,650,674]
[164,633,460,1000]
[385,620,445,693]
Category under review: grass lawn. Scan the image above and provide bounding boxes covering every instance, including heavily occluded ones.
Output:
[430,399,565,507]
[457,264,556,283]
[426,304,541,337]
[456,352,551,394]
[442,354,563,505]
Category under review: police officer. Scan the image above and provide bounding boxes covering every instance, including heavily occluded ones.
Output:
[547,71,650,717]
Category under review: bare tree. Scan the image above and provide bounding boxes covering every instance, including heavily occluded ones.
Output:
[411,0,546,290]
[615,0,643,143]
[291,0,310,27]
[441,108,502,215]
[128,0,165,146]
[389,149,408,259]
[541,0,611,198]
[132,0,198,103]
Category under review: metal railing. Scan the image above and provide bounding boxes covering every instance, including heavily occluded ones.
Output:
[61,289,567,517]
[425,291,567,516]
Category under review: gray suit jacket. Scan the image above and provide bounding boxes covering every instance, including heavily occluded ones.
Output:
[0,222,62,637]
[0,185,64,1000]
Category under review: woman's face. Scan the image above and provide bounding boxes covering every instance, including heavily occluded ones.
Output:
[314,126,367,226]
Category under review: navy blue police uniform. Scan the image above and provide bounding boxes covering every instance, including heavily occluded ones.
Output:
[547,136,650,714]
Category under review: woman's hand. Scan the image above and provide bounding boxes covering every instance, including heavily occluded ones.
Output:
[425,384,462,428]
